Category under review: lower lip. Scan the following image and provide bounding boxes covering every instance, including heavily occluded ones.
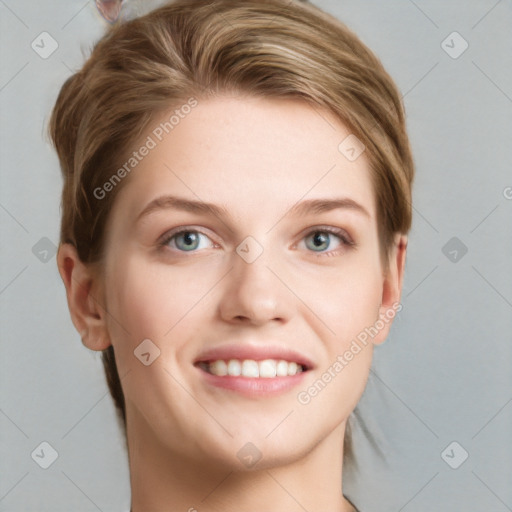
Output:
[197,366,308,396]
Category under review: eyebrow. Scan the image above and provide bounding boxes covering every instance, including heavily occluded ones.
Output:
[289,197,370,219]
[136,195,230,222]
[135,194,371,224]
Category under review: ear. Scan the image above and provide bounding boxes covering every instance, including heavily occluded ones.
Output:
[372,234,407,345]
[56,243,111,351]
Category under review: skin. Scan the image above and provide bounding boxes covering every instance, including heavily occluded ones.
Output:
[58,94,407,512]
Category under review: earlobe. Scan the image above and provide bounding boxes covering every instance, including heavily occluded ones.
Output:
[373,234,408,345]
[390,234,408,301]
[383,234,407,307]
[57,243,111,351]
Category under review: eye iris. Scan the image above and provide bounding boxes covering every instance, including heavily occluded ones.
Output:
[176,231,199,251]
[307,232,330,251]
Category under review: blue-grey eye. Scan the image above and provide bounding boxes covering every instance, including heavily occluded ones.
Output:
[176,231,199,251]
[168,231,212,252]
[304,231,343,252]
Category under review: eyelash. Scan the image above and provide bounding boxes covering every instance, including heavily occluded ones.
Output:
[300,226,356,256]
[158,225,355,257]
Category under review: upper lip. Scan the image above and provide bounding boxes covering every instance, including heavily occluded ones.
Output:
[194,342,315,370]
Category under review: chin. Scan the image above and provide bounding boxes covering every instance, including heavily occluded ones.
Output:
[204,438,312,473]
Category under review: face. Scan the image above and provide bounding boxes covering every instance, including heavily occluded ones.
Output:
[93,95,401,469]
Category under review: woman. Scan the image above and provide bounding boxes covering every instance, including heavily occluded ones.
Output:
[49,0,414,510]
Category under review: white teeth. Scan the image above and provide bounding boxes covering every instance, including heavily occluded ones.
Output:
[209,360,227,376]
[241,360,259,378]
[288,362,298,376]
[205,359,305,378]
[227,359,242,376]
[259,359,277,378]
[276,360,289,377]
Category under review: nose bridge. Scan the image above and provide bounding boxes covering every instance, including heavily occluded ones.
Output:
[219,237,291,324]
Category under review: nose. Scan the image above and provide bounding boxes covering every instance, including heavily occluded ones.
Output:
[217,247,292,326]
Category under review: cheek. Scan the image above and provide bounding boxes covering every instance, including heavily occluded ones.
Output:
[331,278,382,341]
[291,266,382,437]
[297,257,383,344]
[103,253,222,367]
[102,255,209,429]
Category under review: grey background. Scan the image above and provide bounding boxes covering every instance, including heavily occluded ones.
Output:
[1,1,511,511]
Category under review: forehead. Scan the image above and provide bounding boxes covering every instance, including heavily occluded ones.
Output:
[111,94,376,225]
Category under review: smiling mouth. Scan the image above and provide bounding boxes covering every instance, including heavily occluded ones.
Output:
[197,359,308,378]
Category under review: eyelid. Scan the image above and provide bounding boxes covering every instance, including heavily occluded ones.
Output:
[158,224,356,254]
[290,226,356,258]
[158,226,220,249]
[298,225,354,245]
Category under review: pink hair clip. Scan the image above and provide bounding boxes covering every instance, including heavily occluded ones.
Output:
[96,0,168,23]
[95,0,123,23]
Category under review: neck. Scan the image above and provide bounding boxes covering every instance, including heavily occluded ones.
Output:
[126,409,356,512]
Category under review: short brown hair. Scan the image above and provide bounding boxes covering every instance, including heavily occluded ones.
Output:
[49,0,414,445]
